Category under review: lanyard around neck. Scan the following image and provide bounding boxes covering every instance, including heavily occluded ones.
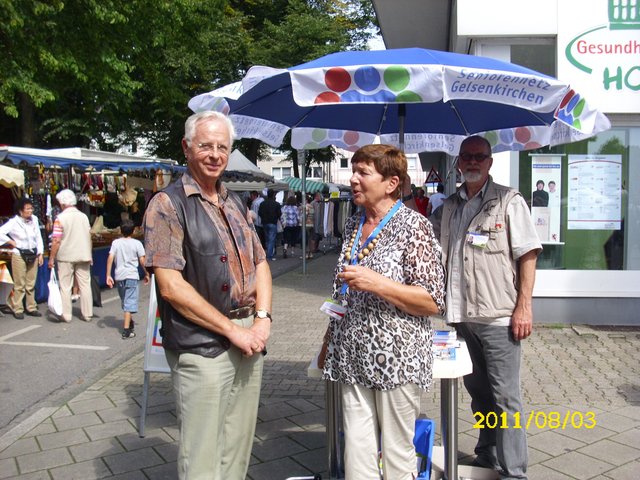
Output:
[340,200,402,295]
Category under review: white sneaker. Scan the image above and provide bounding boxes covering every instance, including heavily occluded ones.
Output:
[71,294,80,302]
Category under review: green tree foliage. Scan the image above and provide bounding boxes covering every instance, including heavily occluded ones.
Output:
[0,0,375,164]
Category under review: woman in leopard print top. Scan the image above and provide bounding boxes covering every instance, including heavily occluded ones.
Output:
[321,144,445,480]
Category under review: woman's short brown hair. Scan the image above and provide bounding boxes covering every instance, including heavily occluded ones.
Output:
[351,144,407,199]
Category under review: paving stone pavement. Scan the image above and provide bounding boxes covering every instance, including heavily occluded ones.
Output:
[1,250,639,479]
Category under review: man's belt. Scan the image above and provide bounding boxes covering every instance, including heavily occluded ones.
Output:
[228,305,256,319]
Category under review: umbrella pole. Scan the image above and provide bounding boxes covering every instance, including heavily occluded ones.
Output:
[299,150,308,274]
[398,104,406,152]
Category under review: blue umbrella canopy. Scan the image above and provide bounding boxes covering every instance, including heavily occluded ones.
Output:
[190,48,610,154]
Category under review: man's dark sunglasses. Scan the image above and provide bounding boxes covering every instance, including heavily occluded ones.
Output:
[458,153,491,162]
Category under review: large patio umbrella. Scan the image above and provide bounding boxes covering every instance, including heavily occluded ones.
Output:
[189,48,610,155]
[189,48,610,271]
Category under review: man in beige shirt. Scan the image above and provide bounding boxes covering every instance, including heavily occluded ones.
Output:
[48,189,93,322]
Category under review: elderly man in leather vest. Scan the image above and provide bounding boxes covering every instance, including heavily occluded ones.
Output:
[143,111,272,480]
[432,136,541,480]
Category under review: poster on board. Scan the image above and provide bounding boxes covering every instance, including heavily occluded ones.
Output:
[567,155,622,230]
[143,276,170,374]
[530,154,563,243]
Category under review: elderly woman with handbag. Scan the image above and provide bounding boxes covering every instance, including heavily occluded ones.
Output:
[321,144,445,479]
[0,198,44,319]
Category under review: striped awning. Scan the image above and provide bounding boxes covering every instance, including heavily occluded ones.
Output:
[282,176,327,194]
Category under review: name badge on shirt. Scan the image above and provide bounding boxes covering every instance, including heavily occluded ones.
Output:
[466,232,489,248]
[320,298,346,320]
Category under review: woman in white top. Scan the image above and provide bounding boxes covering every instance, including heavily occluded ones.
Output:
[0,198,44,319]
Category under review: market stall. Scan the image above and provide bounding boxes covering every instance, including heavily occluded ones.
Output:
[1,146,185,302]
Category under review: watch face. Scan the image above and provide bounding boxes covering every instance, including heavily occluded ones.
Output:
[256,310,268,318]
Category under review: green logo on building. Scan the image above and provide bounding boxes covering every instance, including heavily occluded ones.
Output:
[608,0,640,29]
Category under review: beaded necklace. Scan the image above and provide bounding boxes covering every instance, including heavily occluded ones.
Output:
[344,200,402,264]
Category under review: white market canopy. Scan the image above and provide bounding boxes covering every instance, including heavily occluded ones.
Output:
[223,149,288,192]
[0,164,24,188]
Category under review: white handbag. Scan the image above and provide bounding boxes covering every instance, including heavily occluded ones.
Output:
[47,270,63,316]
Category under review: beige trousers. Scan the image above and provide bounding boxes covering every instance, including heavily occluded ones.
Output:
[165,316,264,480]
[341,382,420,480]
[9,253,38,314]
[57,261,92,321]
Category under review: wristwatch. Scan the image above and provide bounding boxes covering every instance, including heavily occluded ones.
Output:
[255,309,272,322]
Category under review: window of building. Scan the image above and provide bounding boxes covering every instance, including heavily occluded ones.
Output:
[308,166,323,179]
[518,126,638,271]
[340,157,349,169]
[272,167,291,179]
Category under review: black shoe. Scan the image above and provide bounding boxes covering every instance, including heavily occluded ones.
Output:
[469,457,498,469]
[25,310,42,317]
[122,328,136,339]
[0,305,12,314]
[13,312,24,319]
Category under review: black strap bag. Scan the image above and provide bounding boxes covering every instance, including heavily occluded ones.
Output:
[18,248,38,264]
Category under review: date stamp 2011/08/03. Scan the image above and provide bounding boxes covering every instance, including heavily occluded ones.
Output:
[473,411,596,430]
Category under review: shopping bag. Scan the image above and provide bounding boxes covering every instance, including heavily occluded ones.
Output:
[47,270,63,316]
[91,270,102,307]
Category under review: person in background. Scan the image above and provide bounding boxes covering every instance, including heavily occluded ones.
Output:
[249,190,265,247]
[413,187,429,216]
[426,183,446,217]
[431,135,541,479]
[310,192,323,254]
[105,219,150,339]
[0,198,44,319]
[258,189,281,261]
[303,194,315,259]
[46,197,80,302]
[143,111,271,480]
[321,144,445,480]
[48,189,93,322]
[281,195,300,258]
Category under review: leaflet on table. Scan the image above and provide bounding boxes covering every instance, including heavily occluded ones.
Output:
[433,347,457,361]
[434,330,459,348]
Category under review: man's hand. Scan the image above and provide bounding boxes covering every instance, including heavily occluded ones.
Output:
[48,258,55,269]
[511,304,533,341]
[106,275,114,288]
[227,323,267,356]
[251,316,271,345]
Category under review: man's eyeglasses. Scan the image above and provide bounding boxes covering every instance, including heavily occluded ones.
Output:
[458,153,491,162]
[196,143,229,156]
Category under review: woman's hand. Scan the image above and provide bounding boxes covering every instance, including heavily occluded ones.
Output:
[340,264,440,317]
[338,264,382,294]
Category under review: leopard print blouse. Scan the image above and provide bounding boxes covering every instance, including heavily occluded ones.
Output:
[323,204,446,391]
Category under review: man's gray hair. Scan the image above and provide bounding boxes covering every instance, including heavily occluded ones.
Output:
[184,111,235,147]
[56,189,77,207]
